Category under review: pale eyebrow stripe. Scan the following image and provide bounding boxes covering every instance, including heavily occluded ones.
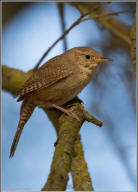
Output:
[76,50,101,58]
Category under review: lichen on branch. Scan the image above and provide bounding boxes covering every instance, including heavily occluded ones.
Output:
[42,102,101,191]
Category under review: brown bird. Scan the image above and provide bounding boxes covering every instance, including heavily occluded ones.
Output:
[9,47,112,158]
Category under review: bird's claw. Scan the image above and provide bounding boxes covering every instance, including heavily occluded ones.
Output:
[59,109,80,122]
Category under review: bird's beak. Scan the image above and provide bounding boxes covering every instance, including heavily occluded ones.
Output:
[95,57,112,63]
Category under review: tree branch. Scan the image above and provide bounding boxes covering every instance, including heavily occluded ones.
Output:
[57,2,67,52]
[71,134,94,191]
[81,9,135,22]
[42,101,102,191]
[2,65,35,95]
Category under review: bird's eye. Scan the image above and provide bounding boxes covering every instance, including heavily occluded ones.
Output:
[85,55,91,59]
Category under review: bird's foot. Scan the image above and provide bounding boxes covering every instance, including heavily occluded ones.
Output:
[59,108,80,121]
[51,104,80,121]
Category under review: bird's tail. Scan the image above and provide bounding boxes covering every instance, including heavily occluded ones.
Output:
[9,99,36,158]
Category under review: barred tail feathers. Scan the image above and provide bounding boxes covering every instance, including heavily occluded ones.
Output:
[9,99,36,158]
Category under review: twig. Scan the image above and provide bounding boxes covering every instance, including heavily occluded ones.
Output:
[71,2,84,15]
[84,109,103,127]
[81,9,136,22]
[57,3,67,52]
[34,6,100,70]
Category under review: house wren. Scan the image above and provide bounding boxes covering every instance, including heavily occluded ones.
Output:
[10,47,112,157]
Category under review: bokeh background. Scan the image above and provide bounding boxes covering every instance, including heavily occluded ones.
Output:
[2,2,136,191]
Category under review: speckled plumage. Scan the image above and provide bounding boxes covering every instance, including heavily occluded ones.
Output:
[16,56,73,99]
[10,47,112,157]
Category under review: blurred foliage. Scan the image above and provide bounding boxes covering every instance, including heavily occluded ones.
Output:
[2,2,29,25]
[130,13,136,73]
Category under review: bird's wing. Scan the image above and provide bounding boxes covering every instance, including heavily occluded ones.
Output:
[16,59,72,97]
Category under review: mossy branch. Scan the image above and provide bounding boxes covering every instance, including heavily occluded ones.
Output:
[42,102,102,191]
[2,65,35,95]
[2,65,102,191]
[42,103,85,190]
[71,134,94,191]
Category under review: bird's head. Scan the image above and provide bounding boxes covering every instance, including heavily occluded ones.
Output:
[68,47,112,75]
